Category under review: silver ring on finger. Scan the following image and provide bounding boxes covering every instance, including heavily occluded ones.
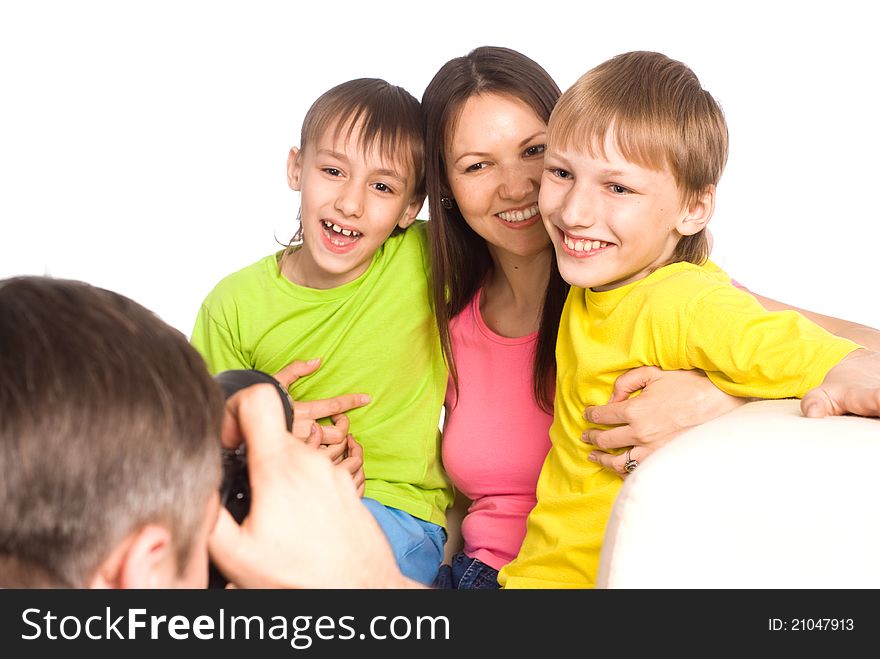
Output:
[624,447,639,474]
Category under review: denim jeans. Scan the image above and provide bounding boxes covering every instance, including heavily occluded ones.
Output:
[362,497,446,586]
[433,551,501,589]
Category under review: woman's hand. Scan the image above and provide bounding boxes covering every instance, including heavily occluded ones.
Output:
[273,358,370,457]
[339,434,366,497]
[583,366,746,477]
[307,413,353,465]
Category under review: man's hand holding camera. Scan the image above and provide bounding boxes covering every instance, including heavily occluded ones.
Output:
[209,381,418,588]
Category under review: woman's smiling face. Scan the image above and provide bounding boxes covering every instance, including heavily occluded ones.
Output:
[444,93,552,259]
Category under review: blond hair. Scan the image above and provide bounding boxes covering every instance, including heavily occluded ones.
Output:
[548,51,728,264]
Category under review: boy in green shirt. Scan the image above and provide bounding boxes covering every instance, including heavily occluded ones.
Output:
[192,78,450,585]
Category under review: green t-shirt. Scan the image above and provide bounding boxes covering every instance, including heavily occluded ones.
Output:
[191,221,451,526]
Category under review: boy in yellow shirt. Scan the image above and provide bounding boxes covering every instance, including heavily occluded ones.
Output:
[500,51,880,588]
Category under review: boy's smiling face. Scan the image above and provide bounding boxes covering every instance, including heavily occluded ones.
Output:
[285,120,422,289]
[539,133,711,291]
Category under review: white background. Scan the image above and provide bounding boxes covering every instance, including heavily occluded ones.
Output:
[2,0,877,336]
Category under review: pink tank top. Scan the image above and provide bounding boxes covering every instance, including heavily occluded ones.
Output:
[443,290,553,569]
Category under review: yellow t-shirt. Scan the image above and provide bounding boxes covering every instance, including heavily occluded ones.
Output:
[499,261,861,588]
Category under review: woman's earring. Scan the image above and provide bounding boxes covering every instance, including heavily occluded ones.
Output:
[440,197,454,209]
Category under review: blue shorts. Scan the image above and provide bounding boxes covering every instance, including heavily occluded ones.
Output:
[362,497,446,586]
[433,551,500,589]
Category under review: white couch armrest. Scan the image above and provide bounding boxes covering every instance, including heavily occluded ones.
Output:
[597,399,880,588]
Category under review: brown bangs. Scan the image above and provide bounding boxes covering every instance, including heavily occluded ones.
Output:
[300,79,425,196]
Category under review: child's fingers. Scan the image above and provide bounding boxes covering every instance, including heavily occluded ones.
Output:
[801,384,880,418]
[839,387,880,417]
[801,387,835,418]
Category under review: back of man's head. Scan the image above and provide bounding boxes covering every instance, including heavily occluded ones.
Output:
[0,276,222,587]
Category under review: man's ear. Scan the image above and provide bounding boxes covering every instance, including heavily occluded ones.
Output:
[287,147,303,192]
[677,185,715,237]
[89,524,177,589]
[397,194,425,230]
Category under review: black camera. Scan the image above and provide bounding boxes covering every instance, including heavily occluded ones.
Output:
[208,369,293,589]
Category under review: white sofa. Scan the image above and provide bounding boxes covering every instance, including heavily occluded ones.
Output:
[596,399,880,588]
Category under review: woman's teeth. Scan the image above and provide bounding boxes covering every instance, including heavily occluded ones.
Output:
[497,205,539,223]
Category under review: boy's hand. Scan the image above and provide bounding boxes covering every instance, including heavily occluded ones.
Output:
[802,349,880,418]
[210,384,420,589]
[273,358,370,453]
